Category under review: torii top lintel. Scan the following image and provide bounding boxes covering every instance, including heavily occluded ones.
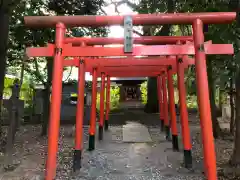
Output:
[24,12,236,28]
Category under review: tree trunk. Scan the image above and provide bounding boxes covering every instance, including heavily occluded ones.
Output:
[5,101,17,154]
[145,78,158,113]
[219,88,223,114]
[207,59,221,138]
[5,80,21,166]
[230,70,240,165]
[41,58,53,136]
[41,87,51,136]
[144,0,174,113]
[0,7,10,135]
[4,102,17,166]
[230,77,235,134]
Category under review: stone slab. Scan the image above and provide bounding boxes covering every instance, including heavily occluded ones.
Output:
[123,122,152,142]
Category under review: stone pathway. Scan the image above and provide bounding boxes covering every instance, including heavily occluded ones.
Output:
[0,124,205,180]
[0,110,207,180]
[55,125,204,180]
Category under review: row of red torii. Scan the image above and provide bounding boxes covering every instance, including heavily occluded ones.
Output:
[24,12,236,180]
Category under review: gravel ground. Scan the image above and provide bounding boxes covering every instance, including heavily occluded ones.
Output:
[0,110,236,180]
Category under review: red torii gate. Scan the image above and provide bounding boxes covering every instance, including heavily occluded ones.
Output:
[24,12,236,180]
[89,55,192,156]
[60,40,219,172]
[65,55,193,158]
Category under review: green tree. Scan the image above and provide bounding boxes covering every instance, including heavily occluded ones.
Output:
[230,16,240,165]
[175,1,235,138]
[7,0,107,136]
[135,0,175,113]
[96,86,120,110]
[0,0,21,124]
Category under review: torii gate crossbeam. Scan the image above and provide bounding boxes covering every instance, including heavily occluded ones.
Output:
[63,56,194,69]
[64,36,193,45]
[26,43,233,57]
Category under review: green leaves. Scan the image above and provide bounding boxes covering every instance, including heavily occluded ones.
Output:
[140,81,147,104]
[96,85,120,110]
[48,0,105,15]
[7,0,108,88]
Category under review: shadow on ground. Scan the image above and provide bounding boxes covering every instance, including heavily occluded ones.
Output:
[108,109,162,126]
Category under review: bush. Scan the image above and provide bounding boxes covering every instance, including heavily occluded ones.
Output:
[187,95,198,108]
[110,86,120,109]
[140,81,147,104]
[96,85,120,110]
[3,77,34,108]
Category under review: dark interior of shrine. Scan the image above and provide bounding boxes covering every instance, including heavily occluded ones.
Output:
[112,79,146,102]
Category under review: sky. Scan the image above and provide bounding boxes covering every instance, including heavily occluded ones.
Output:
[62,0,141,81]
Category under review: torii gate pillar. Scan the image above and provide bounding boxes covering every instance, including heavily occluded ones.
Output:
[157,75,164,131]
[99,72,106,140]
[105,76,111,131]
[45,23,65,180]
[193,19,217,179]
[89,68,98,151]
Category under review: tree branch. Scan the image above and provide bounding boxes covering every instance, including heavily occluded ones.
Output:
[0,0,21,13]
[133,29,143,36]
[104,1,142,36]
[154,0,175,36]
[179,25,185,36]
[109,0,138,9]
[33,60,46,86]
[19,55,28,87]
[24,66,45,86]
[100,7,107,15]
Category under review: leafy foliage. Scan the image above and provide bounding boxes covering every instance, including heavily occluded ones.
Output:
[48,0,105,15]
[96,85,120,110]
[3,76,33,109]
[7,0,108,87]
[110,86,120,109]
[140,81,147,104]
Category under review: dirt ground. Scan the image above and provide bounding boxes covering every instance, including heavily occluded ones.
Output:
[0,110,237,180]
